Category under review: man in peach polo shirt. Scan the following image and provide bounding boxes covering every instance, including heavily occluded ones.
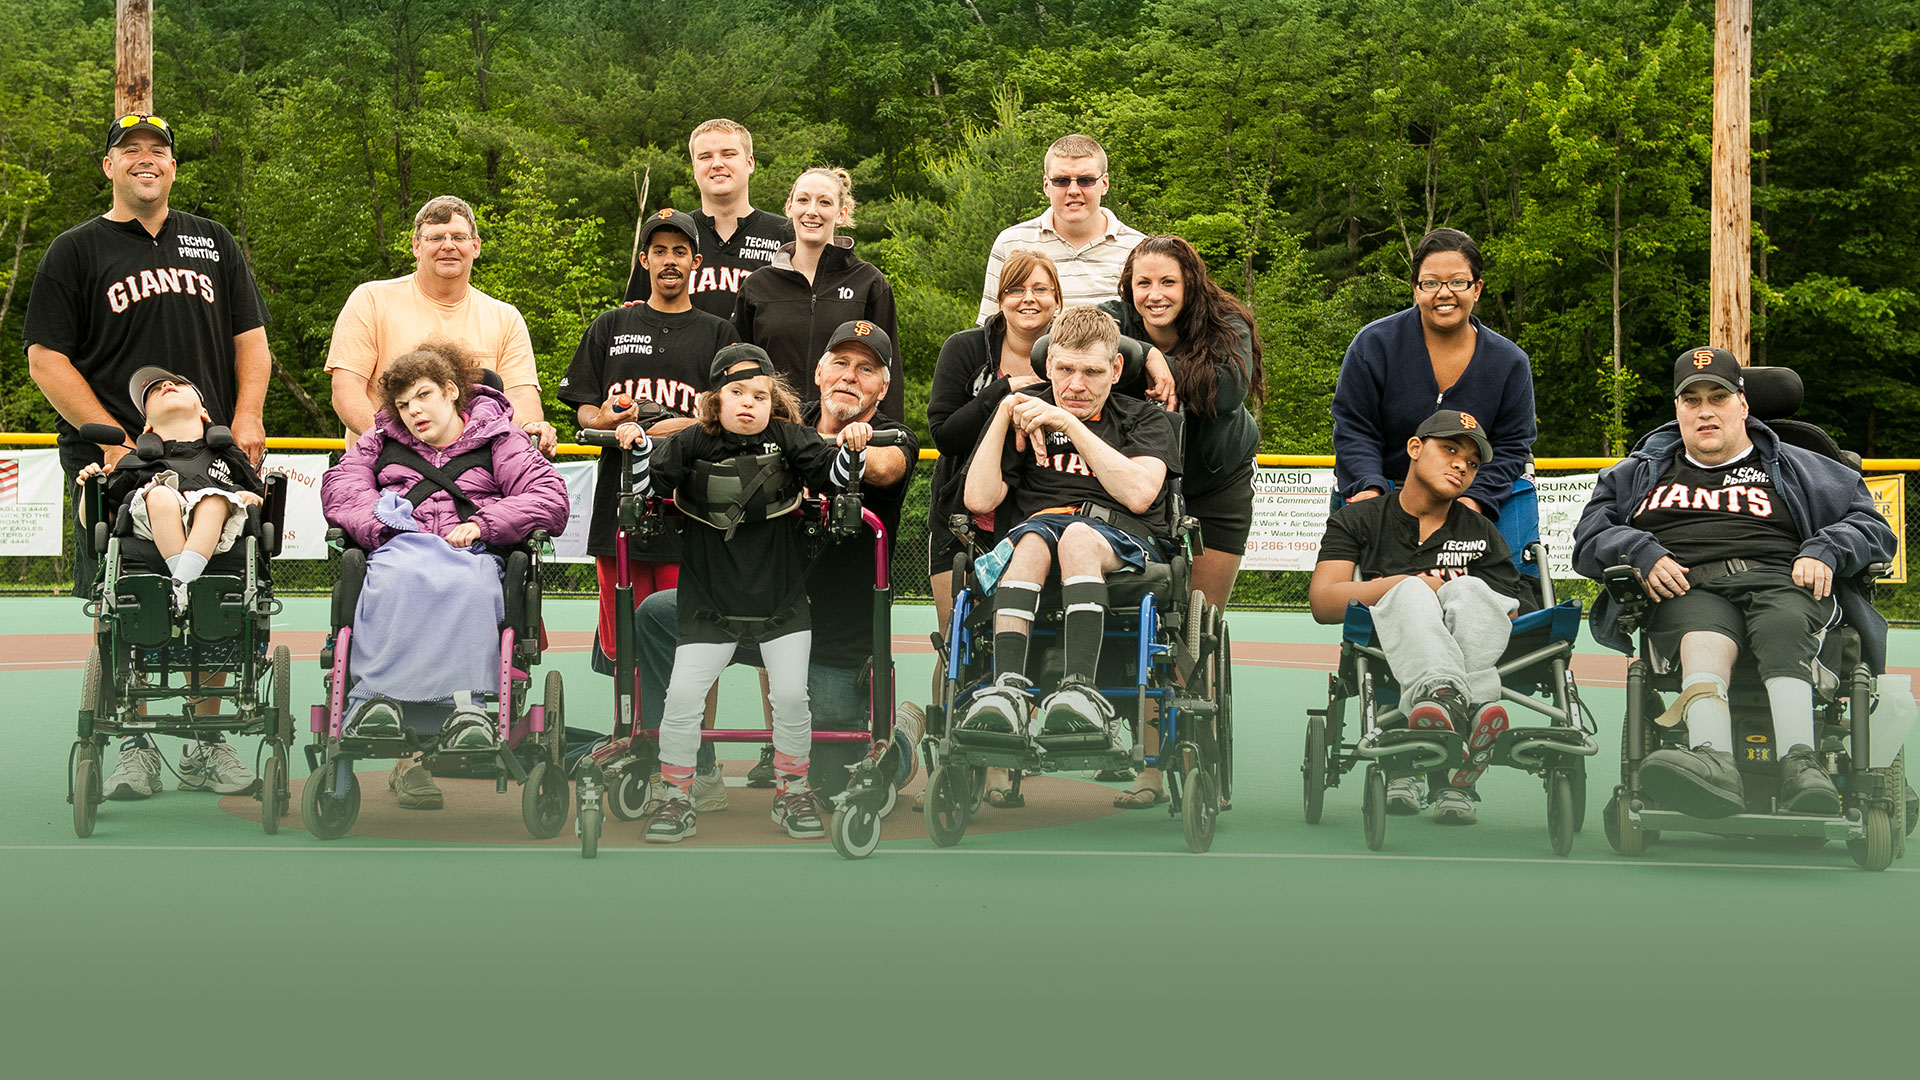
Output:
[326,195,557,454]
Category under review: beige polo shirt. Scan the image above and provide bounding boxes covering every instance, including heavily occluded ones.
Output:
[976,208,1146,324]
[325,274,539,397]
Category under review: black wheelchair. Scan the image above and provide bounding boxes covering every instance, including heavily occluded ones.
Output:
[1597,369,1913,870]
[1301,478,1596,855]
[68,423,295,838]
[301,528,565,842]
[919,498,1233,854]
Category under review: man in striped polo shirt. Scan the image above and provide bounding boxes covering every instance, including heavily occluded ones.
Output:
[976,134,1145,324]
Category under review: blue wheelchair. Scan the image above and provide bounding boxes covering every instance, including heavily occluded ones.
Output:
[1301,477,1596,855]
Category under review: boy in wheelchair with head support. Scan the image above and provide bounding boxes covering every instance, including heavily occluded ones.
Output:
[1574,348,1909,868]
[69,366,287,832]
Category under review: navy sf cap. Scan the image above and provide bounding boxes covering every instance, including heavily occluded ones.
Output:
[710,343,777,387]
[823,319,895,368]
[1673,346,1745,396]
[641,208,701,257]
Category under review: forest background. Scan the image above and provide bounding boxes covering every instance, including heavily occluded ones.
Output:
[2,0,1917,460]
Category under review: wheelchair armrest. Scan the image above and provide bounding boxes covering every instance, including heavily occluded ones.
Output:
[260,472,290,558]
[332,545,367,630]
[1601,565,1648,611]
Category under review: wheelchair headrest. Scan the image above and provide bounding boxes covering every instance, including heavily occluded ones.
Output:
[1740,365,1802,421]
[479,367,505,393]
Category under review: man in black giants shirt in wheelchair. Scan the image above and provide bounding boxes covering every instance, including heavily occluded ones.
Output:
[1573,348,1896,818]
[959,305,1181,743]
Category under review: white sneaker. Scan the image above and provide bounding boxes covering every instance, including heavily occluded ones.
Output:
[1036,679,1119,745]
[639,776,674,817]
[103,745,164,800]
[441,710,498,751]
[692,767,729,813]
[1386,775,1424,815]
[178,742,260,795]
[1431,787,1478,825]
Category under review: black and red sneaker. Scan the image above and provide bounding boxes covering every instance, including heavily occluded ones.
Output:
[1406,686,1469,732]
[1449,702,1510,789]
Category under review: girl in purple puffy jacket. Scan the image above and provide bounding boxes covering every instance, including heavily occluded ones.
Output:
[320,339,570,810]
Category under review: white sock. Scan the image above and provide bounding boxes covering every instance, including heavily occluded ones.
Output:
[1765,676,1816,753]
[165,550,208,583]
[1681,672,1733,751]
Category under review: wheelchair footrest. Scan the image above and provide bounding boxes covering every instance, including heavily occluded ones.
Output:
[1034,731,1116,753]
[950,727,1029,752]
[1634,807,1860,841]
[188,576,247,643]
[112,574,175,647]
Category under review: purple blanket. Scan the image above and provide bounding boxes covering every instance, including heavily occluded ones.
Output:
[346,532,505,714]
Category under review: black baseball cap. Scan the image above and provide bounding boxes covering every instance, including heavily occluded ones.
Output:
[1414,408,1493,463]
[640,208,701,256]
[127,366,200,418]
[1673,346,1745,396]
[823,319,895,368]
[710,343,777,387]
[106,113,174,154]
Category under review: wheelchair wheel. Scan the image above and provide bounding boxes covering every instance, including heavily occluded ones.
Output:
[1604,790,1649,857]
[72,744,101,839]
[522,760,569,839]
[876,778,899,820]
[1546,771,1574,857]
[924,766,969,847]
[302,764,360,841]
[543,670,566,768]
[1216,620,1234,804]
[606,769,651,822]
[1362,765,1386,851]
[831,802,883,860]
[1302,714,1327,824]
[271,645,292,743]
[1182,766,1218,853]
[966,765,987,817]
[1179,589,1206,677]
[1850,806,1894,871]
[576,772,602,859]
[260,746,287,835]
[1570,762,1588,834]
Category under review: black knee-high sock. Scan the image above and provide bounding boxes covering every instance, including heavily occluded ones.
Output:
[993,580,1042,680]
[1060,577,1109,682]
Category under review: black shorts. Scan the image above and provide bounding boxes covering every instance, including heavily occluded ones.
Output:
[1184,460,1256,557]
[1645,566,1840,682]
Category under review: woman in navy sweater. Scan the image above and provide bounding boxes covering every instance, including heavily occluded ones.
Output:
[1331,229,1535,519]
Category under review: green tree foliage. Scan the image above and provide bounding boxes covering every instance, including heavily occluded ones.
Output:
[0,0,1913,460]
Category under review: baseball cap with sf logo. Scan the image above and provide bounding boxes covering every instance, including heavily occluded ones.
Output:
[1672,346,1744,396]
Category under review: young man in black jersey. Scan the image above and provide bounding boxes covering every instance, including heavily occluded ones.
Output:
[23,113,271,801]
[621,119,794,317]
[1574,348,1896,818]
[1310,410,1530,825]
[563,208,739,809]
[960,306,1180,742]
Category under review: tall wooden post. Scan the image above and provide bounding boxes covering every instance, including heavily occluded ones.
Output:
[1711,0,1752,363]
[115,0,153,117]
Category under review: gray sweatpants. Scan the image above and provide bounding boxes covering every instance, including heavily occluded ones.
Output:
[1369,575,1519,707]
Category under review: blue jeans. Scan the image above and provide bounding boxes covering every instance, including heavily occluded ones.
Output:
[635,589,869,793]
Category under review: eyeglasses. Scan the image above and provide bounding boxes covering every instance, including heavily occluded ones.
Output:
[1002,284,1057,299]
[1045,174,1104,189]
[116,113,170,132]
[1415,278,1477,293]
[418,231,475,246]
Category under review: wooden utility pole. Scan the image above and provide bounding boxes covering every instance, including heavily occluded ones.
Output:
[115,0,153,117]
[1710,0,1752,363]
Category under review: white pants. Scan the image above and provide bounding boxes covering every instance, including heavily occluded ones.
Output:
[1370,576,1519,706]
[658,630,813,770]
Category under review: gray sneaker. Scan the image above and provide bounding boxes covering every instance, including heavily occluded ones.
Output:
[103,746,164,800]
[961,674,1034,734]
[1036,679,1116,744]
[178,742,260,795]
[1431,787,1478,825]
[692,766,729,813]
[1386,775,1424,815]
[390,765,444,810]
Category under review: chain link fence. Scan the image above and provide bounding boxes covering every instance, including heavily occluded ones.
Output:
[3,454,1910,623]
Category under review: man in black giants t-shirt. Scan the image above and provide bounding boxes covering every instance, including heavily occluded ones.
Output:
[1310,411,1528,826]
[1573,348,1897,820]
[22,113,271,802]
[621,120,794,318]
[562,209,737,672]
[960,306,1180,745]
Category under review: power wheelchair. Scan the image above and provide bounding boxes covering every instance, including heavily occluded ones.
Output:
[1301,477,1596,855]
[67,422,295,838]
[1597,367,1915,870]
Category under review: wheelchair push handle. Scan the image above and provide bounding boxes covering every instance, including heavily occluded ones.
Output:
[815,429,906,448]
[576,403,671,447]
[79,422,134,448]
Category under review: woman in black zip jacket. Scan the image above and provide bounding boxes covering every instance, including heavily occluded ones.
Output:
[732,167,902,422]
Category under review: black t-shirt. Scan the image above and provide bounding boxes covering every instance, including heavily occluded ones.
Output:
[995,387,1181,528]
[649,421,843,625]
[560,304,737,558]
[23,212,268,457]
[621,209,795,320]
[1631,451,1803,568]
[800,401,920,669]
[1317,494,1534,610]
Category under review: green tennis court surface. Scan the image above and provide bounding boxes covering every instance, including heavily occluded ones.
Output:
[4,597,1916,1074]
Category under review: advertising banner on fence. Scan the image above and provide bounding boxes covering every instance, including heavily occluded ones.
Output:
[0,449,64,556]
[550,460,599,564]
[1866,475,1907,584]
[1241,466,1601,575]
